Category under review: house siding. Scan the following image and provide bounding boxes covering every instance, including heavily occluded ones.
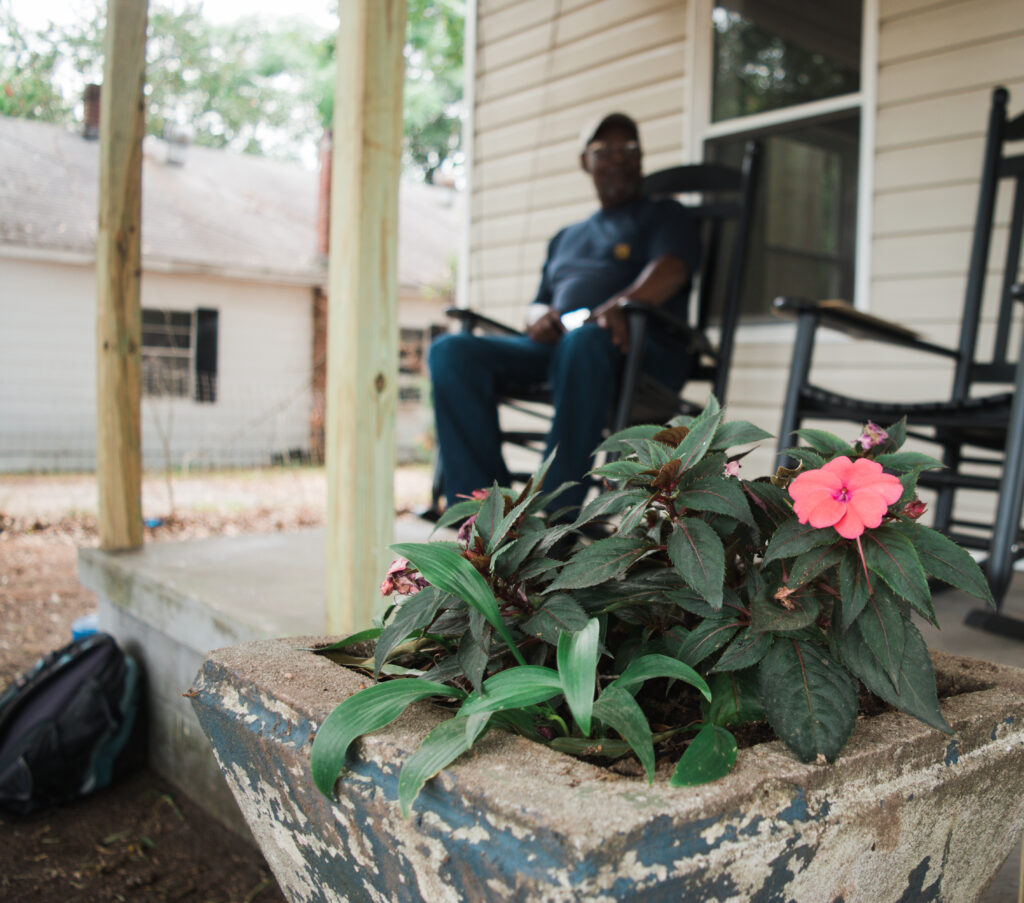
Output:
[470,0,690,322]
[0,256,314,471]
[468,0,1024,485]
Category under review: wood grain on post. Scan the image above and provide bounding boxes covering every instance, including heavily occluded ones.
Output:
[96,0,148,551]
[325,0,407,633]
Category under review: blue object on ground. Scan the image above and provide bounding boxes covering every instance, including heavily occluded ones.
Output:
[71,612,99,640]
[143,517,164,528]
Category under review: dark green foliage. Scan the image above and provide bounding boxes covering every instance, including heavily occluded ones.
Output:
[311,401,992,814]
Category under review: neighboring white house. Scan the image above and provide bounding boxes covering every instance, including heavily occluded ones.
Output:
[0,115,459,471]
[465,0,1024,485]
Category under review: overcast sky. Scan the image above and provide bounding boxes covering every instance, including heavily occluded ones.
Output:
[7,0,337,32]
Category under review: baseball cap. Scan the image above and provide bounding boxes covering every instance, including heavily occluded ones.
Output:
[578,112,640,154]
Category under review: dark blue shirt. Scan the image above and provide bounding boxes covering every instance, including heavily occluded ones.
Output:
[532,196,701,327]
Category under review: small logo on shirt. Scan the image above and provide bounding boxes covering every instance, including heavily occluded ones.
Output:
[613,242,631,260]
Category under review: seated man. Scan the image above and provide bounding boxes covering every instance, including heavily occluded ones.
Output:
[429,112,700,516]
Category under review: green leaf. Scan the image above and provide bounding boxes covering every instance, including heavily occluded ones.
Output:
[709,420,774,451]
[854,588,907,692]
[595,424,664,455]
[590,459,651,481]
[784,447,827,471]
[374,586,447,676]
[617,497,651,534]
[456,627,491,694]
[490,527,546,578]
[678,477,755,526]
[522,593,590,644]
[672,398,724,472]
[763,517,835,563]
[391,542,527,666]
[624,438,674,469]
[545,536,648,592]
[744,481,795,532]
[458,666,563,718]
[838,548,872,629]
[710,628,773,672]
[897,522,995,606]
[667,517,725,608]
[705,670,765,726]
[610,653,711,701]
[749,588,821,634]
[432,498,481,533]
[574,488,649,528]
[793,429,855,457]
[397,713,490,817]
[670,724,738,786]
[592,685,656,782]
[473,482,505,550]
[670,619,739,667]
[874,451,944,472]
[758,639,859,763]
[310,680,466,797]
[487,488,545,556]
[786,543,844,589]
[311,627,383,653]
[861,525,932,618]
[557,618,601,736]
[837,617,952,734]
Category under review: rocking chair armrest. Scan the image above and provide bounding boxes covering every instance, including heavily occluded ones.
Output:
[771,297,960,360]
[444,306,523,337]
[619,301,715,357]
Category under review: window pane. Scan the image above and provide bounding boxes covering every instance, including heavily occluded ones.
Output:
[712,0,861,122]
[708,113,859,319]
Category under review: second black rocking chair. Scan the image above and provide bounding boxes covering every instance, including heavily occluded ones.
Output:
[774,87,1024,638]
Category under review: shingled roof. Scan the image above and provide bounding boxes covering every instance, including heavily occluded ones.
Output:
[0,114,460,291]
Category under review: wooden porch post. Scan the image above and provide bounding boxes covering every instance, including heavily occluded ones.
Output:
[96,0,148,551]
[325,0,406,633]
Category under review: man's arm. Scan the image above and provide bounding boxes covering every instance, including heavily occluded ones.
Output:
[590,253,690,352]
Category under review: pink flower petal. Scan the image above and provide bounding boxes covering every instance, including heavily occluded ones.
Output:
[805,497,846,528]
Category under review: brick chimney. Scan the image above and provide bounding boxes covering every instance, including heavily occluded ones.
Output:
[316,130,332,258]
[83,84,100,140]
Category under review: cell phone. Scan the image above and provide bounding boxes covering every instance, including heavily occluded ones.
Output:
[560,308,589,331]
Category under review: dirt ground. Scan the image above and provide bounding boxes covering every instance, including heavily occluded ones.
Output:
[0,465,432,903]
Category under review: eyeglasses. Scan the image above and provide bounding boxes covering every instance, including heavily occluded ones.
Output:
[586,140,641,161]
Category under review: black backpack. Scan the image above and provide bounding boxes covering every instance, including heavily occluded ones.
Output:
[0,632,144,815]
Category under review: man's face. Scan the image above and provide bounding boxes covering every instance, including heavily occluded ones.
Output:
[581,122,643,209]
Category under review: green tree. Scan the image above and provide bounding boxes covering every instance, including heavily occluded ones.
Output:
[0,0,464,178]
[0,10,74,121]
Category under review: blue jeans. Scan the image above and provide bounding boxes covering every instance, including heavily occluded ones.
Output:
[428,323,691,514]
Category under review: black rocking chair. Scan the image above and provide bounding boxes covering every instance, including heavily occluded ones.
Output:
[424,141,762,517]
[774,87,1024,638]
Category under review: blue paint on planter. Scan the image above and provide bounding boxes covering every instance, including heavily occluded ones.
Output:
[943,740,960,766]
[776,786,811,824]
[749,842,816,903]
[992,716,1015,740]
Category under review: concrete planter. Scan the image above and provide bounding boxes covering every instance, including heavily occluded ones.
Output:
[190,637,1024,903]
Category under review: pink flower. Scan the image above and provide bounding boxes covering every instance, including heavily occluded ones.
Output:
[857,422,888,450]
[380,557,427,597]
[723,461,741,478]
[456,514,477,545]
[788,456,903,540]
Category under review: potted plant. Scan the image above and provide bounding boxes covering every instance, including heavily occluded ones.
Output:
[191,397,1024,902]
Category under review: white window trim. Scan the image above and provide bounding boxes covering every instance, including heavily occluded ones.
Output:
[686,0,879,340]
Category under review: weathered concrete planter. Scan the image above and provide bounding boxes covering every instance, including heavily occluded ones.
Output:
[191,637,1024,903]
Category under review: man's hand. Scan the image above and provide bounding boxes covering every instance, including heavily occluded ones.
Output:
[526,306,566,345]
[590,296,632,353]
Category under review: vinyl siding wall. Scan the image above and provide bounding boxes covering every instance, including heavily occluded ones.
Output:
[0,256,314,471]
[468,0,1024,483]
